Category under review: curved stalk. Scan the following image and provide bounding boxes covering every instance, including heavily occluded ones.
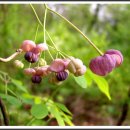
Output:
[46,4,103,56]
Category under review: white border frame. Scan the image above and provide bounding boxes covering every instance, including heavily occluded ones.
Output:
[0,1,130,128]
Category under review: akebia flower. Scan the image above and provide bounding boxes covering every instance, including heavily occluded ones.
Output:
[105,49,123,67]
[67,57,87,76]
[36,43,48,52]
[32,43,48,55]
[89,54,116,76]
[56,71,68,81]
[48,59,66,73]
[24,68,36,75]
[34,65,51,77]
[31,75,42,84]
[21,40,36,52]
[24,51,39,63]
[74,65,87,77]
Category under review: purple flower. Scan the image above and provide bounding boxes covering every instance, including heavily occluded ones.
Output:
[24,51,38,63]
[31,75,42,84]
[56,71,68,81]
[48,59,66,73]
[21,40,36,52]
[105,49,123,67]
[89,54,116,76]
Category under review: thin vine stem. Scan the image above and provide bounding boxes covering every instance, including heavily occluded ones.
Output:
[47,49,54,60]
[46,5,103,56]
[43,5,47,43]
[30,4,103,56]
[46,30,59,51]
[34,24,39,42]
[30,4,43,27]
[47,44,71,58]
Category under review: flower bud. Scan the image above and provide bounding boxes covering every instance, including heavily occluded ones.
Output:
[21,40,36,52]
[38,58,47,66]
[105,49,123,67]
[31,75,42,84]
[70,57,83,69]
[24,52,38,63]
[14,60,24,68]
[89,54,116,76]
[74,65,87,77]
[67,61,77,74]
[24,68,36,75]
[67,57,86,76]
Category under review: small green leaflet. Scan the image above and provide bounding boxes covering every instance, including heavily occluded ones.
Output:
[85,69,111,100]
[74,75,87,88]
[60,111,74,126]
[11,79,28,93]
[49,105,65,126]
[55,102,72,115]
[31,104,48,119]
[0,93,22,107]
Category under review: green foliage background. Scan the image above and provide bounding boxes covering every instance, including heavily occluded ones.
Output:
[0,4,130,126]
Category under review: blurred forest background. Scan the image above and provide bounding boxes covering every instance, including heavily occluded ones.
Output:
[0,4,130,126]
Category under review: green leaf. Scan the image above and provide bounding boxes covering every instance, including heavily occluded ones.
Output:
[6,95,22,106]
[74,75,87,88]
[0,93,22,107]
[63,114,74,126]
[34,97,42,104]
[85,69,111,100]
[11,79,28,93]
[31,104,48,119]
[49,105,65,126]
[0,93,7,99]
[84,71,93,86]
[55,103,72,115]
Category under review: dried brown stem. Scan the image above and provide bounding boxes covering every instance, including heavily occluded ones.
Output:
[0,49,23,62]
[0,97,9,126]
[116,88,130,126]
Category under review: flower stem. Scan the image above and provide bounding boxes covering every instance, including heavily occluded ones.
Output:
[30,4,43,27]
[47,49,54,60]
[30,4,103,56]
[46,5,103,56]
[43,5,47,43]
[46,30,59,51]
[34,24,39,43]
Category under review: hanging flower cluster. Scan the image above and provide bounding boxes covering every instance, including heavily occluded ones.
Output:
[12,4,123,85]
[13,38,123,84]
[14,40,87,84]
